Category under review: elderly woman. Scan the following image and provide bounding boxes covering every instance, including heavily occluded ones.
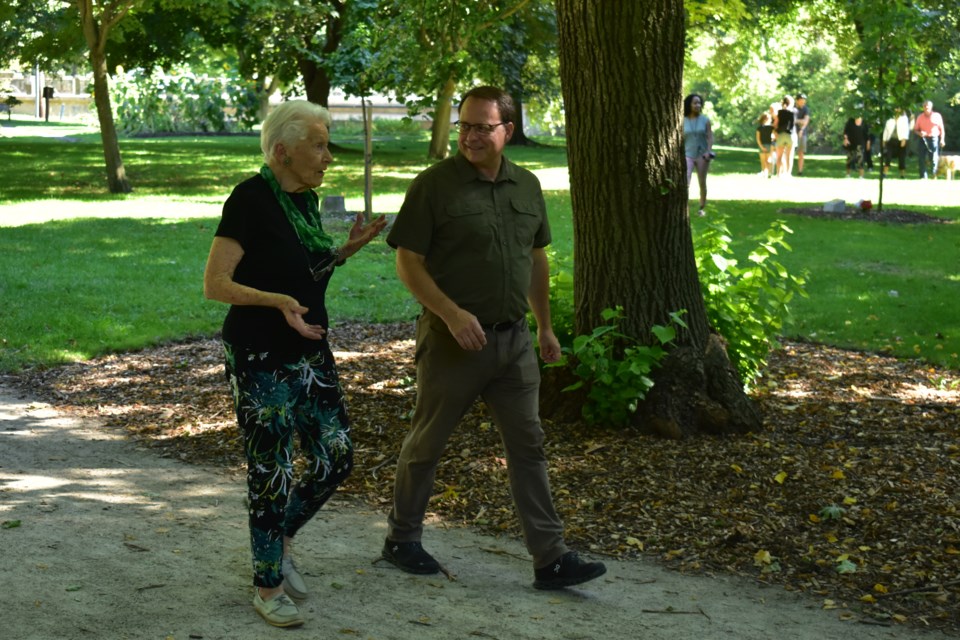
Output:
[203,100,386,628]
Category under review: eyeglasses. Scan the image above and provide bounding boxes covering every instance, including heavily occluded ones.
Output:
[454,121,507,136]
[307,255,338,282]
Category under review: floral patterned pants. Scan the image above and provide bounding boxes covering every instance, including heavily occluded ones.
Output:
[224,341,353,588]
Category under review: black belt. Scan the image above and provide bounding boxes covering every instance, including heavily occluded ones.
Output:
[481,319,522,331]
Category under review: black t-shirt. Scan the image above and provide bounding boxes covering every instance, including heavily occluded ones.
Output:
[777,108,795,134]
[758,124,774,144]
[795,105,810,132]
[215,174,335,355]
[843,119,868,148]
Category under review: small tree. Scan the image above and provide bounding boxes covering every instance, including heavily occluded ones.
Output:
[3,95,21,120]
[848,0,929,211]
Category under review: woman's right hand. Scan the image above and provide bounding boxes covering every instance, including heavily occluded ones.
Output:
[277,295,326,340]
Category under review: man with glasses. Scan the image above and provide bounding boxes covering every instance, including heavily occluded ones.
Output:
[381,85,606,590]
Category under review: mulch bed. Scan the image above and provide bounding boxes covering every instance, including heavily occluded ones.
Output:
[9,325,959,634]
[780,206,952,225]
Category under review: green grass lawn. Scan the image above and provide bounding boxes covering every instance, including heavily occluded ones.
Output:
[1,119,957,373]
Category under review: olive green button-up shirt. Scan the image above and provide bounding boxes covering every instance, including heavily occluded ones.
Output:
[387,153,551,325]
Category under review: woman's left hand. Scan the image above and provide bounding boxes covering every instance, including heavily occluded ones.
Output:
[341,213,388,260]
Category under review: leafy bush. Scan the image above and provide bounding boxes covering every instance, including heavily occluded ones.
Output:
[331,117,426,138]
[554,307,686,427]
[548,216,806,425]
[694,216,808,386]
[113,67,256,135]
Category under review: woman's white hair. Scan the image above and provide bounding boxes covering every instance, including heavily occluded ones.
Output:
[260,100,332,165]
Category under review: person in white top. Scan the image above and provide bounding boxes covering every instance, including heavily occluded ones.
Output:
[882,108,911,179]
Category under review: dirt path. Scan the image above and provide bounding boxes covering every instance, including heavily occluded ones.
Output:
[0,384,949,640]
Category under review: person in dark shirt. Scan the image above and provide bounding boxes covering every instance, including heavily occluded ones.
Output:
[774,95,796,177]
[756,112,775,178]
[794,94,811,175]
[843,115,869,178]
[203,100,386,628]
[381,85,606,591]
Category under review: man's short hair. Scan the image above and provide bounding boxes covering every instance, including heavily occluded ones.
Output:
[459,86,516,123]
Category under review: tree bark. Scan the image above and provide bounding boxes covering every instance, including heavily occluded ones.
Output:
[78,0,133,194]
[300,59,333,107]
[554,0,760,437]
[297,1,346,107]
[504,48,533,147]
[506,90,534,146]
[428,75,456,160]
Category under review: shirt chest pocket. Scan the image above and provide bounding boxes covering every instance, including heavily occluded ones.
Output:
[442,200,495,241]
[510,198,542,245]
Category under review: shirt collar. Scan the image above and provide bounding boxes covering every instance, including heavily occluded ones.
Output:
[453,153,518,184]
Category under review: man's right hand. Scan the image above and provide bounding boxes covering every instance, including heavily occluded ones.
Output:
[445,309,487,351]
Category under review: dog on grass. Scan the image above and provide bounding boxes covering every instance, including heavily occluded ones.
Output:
[937,155,959,180]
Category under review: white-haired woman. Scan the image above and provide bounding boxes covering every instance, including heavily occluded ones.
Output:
[204,100,386,628]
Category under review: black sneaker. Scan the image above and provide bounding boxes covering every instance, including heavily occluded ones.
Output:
[382,539,440,575]
[533,551,606,590]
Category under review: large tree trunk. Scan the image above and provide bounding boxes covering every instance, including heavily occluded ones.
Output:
[428,75,456,160]
[504,49,533,147]
[554,0,760,437]
[297,2,346,107]
[506,90,534,146]
[300,59,333,107]
[78,0,133,194]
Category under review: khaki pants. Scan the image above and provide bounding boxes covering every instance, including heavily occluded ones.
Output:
[387,311,568,568]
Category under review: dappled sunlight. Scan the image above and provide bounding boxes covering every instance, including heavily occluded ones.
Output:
[1,468,236,512]
[532,167,570,190]
[692,173,960,208]
[0,198,221,226]
[344,193,405,214]
[375,170,422,180]
[334,338,416,396]
[896,381,960,404]
[0,473,69,493]
[768,342,960,408]
[772,375,959,405]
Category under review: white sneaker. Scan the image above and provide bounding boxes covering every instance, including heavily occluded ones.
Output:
[282,555,309,599]
[253,590,304,628]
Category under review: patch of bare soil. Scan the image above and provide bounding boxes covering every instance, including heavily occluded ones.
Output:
[11,325,960,634]
[779,206,952,224]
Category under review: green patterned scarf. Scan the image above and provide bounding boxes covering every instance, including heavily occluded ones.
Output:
[260,164,334,254]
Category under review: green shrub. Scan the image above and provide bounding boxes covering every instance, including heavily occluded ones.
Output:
[547,216,806,425]
[113,67,256,135]
[694,216,808,386]
[554,307,686,427]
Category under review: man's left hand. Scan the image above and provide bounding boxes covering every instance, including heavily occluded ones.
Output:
[538,329,561,364]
